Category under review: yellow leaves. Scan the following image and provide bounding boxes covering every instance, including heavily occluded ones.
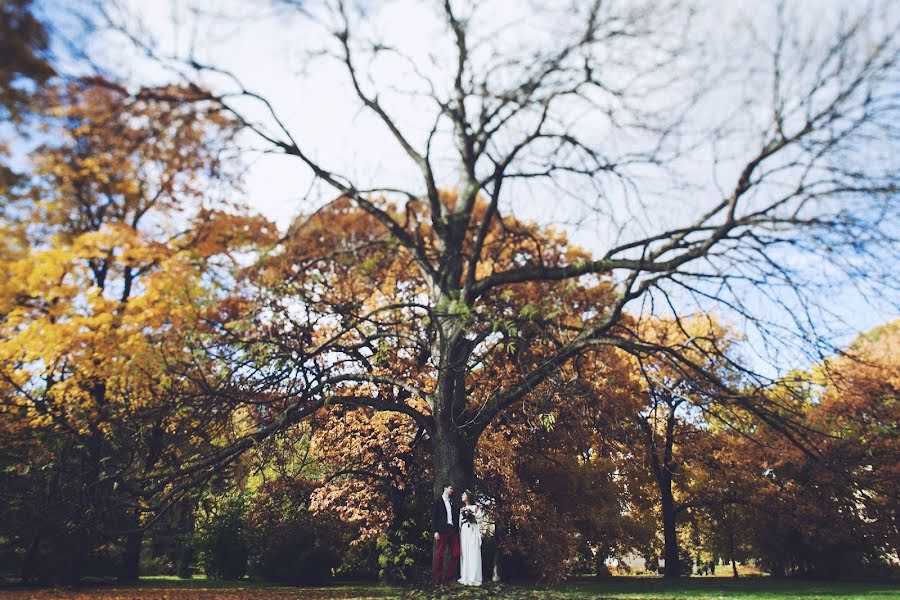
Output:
[0,219,223,440]
[0,223,28,262]
[0,79,259,509]
[26,407,54,429]
[231,405,258,438]
[72,123,91,136]
[73,223,167,267]
[74,155,110,183]
[46,104,67,119]
[17,246,73,292]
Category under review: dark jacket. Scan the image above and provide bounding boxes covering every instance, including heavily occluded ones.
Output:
[433,496,458,534]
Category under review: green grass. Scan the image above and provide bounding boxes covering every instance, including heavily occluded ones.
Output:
[0,577,896,599]
[555,577,900,599]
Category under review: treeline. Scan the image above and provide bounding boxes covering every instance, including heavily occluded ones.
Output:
[4,325,898,583]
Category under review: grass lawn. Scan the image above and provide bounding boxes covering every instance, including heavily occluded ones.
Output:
[0,577,896,599]
[557,577,900,599]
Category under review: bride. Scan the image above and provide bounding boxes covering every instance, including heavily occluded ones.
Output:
[458,491,483,586]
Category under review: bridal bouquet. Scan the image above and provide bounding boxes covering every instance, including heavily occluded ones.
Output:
[461,507,478,526]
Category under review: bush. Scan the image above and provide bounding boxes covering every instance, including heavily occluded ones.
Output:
[247,516,342,584]
[245,478,344,584]
[376,519,432,583]
[139,549,174,576]
[334,537,380,581]
[496,546,539,583]
[193,493,250,580]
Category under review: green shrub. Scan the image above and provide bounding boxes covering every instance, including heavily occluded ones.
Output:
[334,536,380,581]
[193,493,250,580]
[376,520,431,583]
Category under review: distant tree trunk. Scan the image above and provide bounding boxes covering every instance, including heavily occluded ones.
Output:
[119,509,143,581]
[176,545,195,579]
[594,544,613,577]
[55,532,86,587]
[121,530,143,581]
[729,530,738,577]
[637,399,682,579]
[660,477,681,578]
[772,561,782,577]
[121,420,164,581]
[492,521,503,582]
[20,534,41,583]
[175,499,197,579]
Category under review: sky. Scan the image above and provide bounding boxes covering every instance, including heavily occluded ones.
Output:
[37,0,900,376]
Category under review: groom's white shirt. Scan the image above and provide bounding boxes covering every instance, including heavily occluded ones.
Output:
[443,495,452,525]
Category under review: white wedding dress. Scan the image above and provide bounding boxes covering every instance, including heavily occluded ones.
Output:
[458,505,483,586]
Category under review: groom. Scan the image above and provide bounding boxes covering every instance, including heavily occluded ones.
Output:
[432,482,460,585]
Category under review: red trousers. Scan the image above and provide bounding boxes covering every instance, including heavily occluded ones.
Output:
[433,526,460,584]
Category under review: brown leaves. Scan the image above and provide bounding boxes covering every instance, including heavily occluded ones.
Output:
[0,587,393,599]
[309,405,428,541]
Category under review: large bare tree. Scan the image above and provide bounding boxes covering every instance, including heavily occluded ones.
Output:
[93,0,898,574]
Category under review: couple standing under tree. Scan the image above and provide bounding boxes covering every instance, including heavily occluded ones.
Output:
[432,483,483,586]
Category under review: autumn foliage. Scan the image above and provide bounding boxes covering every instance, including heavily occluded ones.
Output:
[0,66,275,583]
[1,1,898,587]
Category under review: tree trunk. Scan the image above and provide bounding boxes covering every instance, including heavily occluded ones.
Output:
[20,534,41,583]
[729,530,738,578]
[595,544,612,577]
[770,560,783,577]
[492,519,504,582]
[638,408,682,579]
[175,497,198,579]
[431,426,475,499]
[176,545,195,580]
[660,478,681,579]
[55,533,86,587]
[430,423,475,582]
[120,528,143,581]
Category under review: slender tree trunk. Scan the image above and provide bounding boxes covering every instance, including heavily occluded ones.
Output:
[120,420,164,581]
[636,405,682,579]
[729,530,738,577]
[175,497,198,579]
[771,560,783,577]
[660,477,681,579]
[118,507,144,581]
[176,545,195,580]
